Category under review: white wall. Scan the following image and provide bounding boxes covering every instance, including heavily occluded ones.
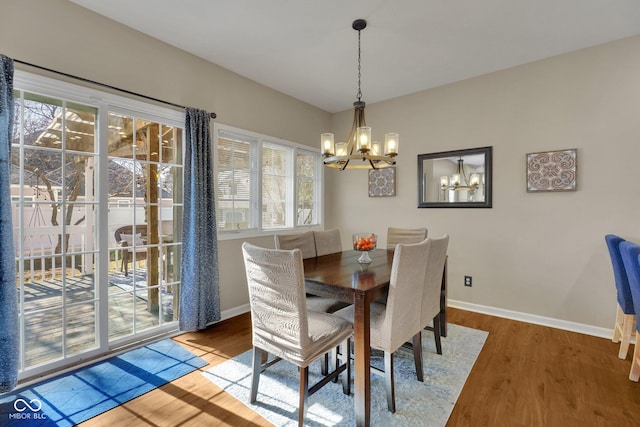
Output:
[327,35,640,329]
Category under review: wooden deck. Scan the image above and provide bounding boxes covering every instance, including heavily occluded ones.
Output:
[21,268,175,368]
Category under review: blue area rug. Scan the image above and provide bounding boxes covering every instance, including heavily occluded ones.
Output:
[204,323,488,426]
[0,339,206,427]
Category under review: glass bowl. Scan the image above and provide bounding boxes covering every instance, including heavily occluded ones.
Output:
[352,233,377,264]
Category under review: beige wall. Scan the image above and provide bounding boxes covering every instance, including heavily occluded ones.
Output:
[327,35,640,329]
[3,0,638,330]
[1,0,330,314]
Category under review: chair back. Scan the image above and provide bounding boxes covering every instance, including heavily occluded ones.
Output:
[379,238,431,352]
[242,242,310,357]
[386,227,428,250]
[420,235,449,327]
[274,231,317,259]
[115,224,148,246]
[606,235,634,314]
[619,241,640,333]
[314,229,342,256]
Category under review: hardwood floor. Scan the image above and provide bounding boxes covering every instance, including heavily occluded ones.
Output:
[80,308,640,426]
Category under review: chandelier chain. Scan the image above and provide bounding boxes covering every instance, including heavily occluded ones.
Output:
[357,28,362,102]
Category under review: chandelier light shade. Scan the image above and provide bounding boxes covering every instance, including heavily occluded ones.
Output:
[322,19,398,170]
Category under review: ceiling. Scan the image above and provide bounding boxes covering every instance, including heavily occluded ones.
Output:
[69,0,640,113]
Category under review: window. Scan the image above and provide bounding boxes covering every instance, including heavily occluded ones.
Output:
[296,150,320,226]
[214,124,322,237]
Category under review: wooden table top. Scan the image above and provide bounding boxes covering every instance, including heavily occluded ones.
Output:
[303,249,394,303]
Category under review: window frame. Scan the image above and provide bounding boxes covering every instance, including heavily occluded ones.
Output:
[214,123,324,240]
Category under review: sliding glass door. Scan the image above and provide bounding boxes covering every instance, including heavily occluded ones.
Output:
[11,73,184,379]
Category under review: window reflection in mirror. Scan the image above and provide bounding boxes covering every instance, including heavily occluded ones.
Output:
[418,146,492,208]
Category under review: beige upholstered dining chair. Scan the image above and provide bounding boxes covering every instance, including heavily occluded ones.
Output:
[274,230,317,259]
[335,238,431,413]
[241,243,352,425]
[275,231,348,314]
[386,226,428,250]
[314,228,342,256]
[417,235,449,366]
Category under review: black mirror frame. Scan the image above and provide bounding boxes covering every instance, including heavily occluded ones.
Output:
[417,146,493,208]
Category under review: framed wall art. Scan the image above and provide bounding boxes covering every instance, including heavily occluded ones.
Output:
[368,167,396,197]
[526,148,577,192]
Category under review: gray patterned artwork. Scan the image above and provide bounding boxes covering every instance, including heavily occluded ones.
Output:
[368,167,396,197]
[527,149,577,192]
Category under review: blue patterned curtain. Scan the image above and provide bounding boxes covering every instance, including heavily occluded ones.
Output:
[0,54,18,392]
[180,108,220,331]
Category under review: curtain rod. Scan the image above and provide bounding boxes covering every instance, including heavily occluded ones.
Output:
[13,58,217,119]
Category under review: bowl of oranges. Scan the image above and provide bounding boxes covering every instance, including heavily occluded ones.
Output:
[353,233,377,264]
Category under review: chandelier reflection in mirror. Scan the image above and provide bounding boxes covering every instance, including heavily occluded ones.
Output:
[440,157,485,202]
[321,19,398,170]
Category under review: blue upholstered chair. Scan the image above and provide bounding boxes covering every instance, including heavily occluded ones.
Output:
[605,235,636,359]
[619,241,640,381]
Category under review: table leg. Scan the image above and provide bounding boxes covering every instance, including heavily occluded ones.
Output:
[353,292,371,426]
[440,257,448,337]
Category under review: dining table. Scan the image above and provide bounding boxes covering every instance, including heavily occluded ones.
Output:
[303,248,448,426]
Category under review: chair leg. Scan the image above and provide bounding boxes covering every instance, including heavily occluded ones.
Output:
[619,313,636,359]
[250,347,263,403]
[384,351,396,413]
[321,352,329,375]
[630,340,640,382]
[298,366,309,426]
[613,305,624,343]
[412,332,424,382]
[341,338,351,395]
[433,314,443,355]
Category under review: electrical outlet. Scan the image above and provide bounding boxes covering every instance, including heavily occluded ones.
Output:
[464,276,472,287]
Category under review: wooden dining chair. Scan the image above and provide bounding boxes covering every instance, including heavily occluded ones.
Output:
[335,238,431,413]
[606,234,636,359]
[618,241,640,381]
[114,224,148,277]
[241,243,352,425]
[386,226,428,250]
[314,228,342,256]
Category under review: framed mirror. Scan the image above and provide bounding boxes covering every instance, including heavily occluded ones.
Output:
[418,146,492,208]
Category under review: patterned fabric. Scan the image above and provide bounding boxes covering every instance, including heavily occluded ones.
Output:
[386,226,428,250]
[275,230,349,313]
[0,54,18,392]
[242,243,352,367]
[179,108,220,331]
[313,228,342,256]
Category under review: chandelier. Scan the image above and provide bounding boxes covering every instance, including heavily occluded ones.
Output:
[321,19,398,170]
[440,157,483,201]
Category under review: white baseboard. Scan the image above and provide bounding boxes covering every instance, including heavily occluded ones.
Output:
[221,304,250,321]
[448,299,615,340]
[221,300,617,341]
